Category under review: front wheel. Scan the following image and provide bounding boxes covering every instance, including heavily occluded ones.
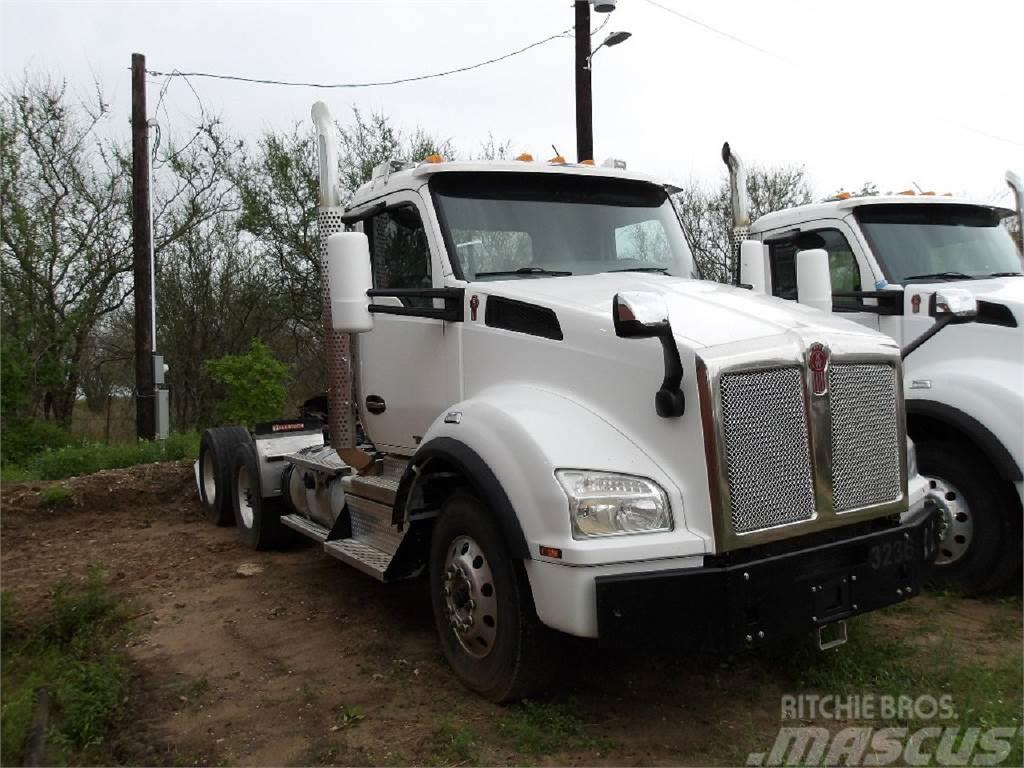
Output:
[919,440,1020,595]
[429,492,554,703]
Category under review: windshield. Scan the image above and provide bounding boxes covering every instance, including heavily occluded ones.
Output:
[431,172,697,281]
[855,204,1022,283]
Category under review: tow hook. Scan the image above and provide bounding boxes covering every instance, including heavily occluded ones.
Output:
[817,620,848,650]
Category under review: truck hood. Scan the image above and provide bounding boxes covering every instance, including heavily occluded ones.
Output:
[479,273,885,349]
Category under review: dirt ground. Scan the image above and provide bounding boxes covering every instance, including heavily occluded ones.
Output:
[2,463,1021,767]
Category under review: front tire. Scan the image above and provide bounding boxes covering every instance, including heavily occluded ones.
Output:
[429,492,554,703]
[919,440,1020,595]
[231,442,286,550]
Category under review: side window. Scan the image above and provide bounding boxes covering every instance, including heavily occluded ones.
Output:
[817,229,861,309]
[767,228,862,307]
[767,239,798,301]
[366,205,432,307]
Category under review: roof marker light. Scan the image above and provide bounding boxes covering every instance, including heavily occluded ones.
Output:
[549,155,566,164]
[835,192,852,200]
[423,154,443,164]
[580,159,595,166]
[898,189,916,196]
[515,152,534,162]
[921,191,935,196]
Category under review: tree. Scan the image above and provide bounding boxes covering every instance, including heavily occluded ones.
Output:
[0,76,133,427]
[674,165,813,283]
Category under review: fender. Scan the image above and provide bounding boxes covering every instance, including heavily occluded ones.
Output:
[400,436,531,559]
[396,383,698,567]
[907,399,1022,482]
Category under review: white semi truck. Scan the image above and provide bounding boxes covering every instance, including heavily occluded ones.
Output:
[724,144,1023,594]
[195,102,957,702]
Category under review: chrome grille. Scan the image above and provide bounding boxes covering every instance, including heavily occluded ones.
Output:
[829,364,901,512]
[720,368,815,534]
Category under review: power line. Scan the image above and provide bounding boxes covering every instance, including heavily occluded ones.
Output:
[146,28,573,89]
[641,0,1023,149]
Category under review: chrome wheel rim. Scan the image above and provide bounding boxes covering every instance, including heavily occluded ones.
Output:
[202,451,217,505]
[442,535,497,659]
[236,465,255,529]
[927,475,973,566]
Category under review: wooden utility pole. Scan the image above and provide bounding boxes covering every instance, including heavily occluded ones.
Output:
[574,0,593,163]
[131,53,155,440]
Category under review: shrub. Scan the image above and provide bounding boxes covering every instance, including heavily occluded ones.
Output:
[207,338,290,427]
[1,418,73,467]
[40,485,72,508]
[23,432,199,481]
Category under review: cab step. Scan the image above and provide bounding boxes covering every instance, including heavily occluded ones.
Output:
[280,513,329,542]
[323,539,393,581]
[343,455,407,506]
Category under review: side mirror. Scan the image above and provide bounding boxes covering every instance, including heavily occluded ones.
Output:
[613,292,670,338]
[612,292,684,418]
[326,232,374,333]
[795,248,833,313]
[930,288,977,324]
[739,239,768,294]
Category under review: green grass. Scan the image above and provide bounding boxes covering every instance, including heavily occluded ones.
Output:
[430,717,480,766]
[39,485,72,508]
[0,568,132,765]
[1,431,199,482]
[764,611,1023,767]
[498,699,612,758]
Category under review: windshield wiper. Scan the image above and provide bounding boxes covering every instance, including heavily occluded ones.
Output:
[474,267,572,278]
[901,271,974,282]
[609,266,669,273]
[984,271,1023,277]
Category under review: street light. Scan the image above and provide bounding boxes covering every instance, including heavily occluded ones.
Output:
[574,1,630,163]
[587,31,632,68]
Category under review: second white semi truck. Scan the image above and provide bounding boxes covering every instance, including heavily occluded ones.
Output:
[724,143,1023,595]
[195,103,960,702]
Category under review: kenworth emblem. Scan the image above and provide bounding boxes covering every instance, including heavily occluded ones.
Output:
[808,343,829,395]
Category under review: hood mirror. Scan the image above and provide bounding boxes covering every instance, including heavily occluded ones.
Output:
[903,287,978,359]
[613,292,670,338]
[612,292,684,418]
[930,288,978,323]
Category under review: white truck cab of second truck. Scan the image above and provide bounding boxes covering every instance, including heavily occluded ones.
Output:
[725,143,1023,595]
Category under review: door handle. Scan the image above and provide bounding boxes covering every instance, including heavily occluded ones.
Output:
[365,395,386,415]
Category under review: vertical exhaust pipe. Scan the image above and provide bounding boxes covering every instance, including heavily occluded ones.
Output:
[722,142,751,285]
[1008,170,1024,255]
[312,102,355,452]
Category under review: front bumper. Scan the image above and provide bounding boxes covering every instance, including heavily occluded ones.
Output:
[595,500,940,650]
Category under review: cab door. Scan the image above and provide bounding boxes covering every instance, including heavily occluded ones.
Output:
[354,193,459,454]
[763,219,882,332]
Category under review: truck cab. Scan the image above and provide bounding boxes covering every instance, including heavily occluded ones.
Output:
[731,153,1023,594]
[195,105,941,703]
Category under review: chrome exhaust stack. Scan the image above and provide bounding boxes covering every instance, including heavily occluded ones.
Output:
[1007,170,1023,254]
[312,101,355,451]
[722,142,751,285]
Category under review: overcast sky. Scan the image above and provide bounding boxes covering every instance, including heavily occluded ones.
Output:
[3,0,1022,204]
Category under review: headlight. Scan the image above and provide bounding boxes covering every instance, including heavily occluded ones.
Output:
[555,470,672,539]
[907,437,918,478]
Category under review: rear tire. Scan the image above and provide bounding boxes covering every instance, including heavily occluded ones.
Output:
[919,440,1018,595]
[231,442,285,550]
[429,491,555,703]
[198,427,251,526]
